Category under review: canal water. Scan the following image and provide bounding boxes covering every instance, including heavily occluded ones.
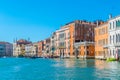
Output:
[0,58,120,80]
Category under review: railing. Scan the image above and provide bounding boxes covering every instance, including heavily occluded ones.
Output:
[103,44,109,48]
[74,41,94,47]
[113,43,120,47]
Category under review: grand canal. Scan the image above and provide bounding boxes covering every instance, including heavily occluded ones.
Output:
[0,58,120,80]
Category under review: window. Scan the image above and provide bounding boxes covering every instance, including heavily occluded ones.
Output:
[113,35,114,43]
[109,50,111,56]
[110,36,111,44]
[106,27,108,33]
[106,39,108,45]
[116,20,120,27]
[87,46,89,49]
[59,33,65,39]
[113,50,114,56]
[110,23,111,29]
[87,51,89,55]
[113,22,114,29]
[116,34,118,43]
[119,34,120,42]
[103,39,105,45]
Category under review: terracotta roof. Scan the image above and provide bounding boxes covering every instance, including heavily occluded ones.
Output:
[0,41,10,44]
[17,39,31,44]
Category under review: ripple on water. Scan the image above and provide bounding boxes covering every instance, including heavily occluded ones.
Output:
[0,58,120,80]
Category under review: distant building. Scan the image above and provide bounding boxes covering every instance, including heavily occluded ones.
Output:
[41,38,51,57]
[46,38,51,55]
[38,41,44,57]
[50,32,57,56]
[25,43,38,57]
[13,39,31,57]
[0,42,13,57]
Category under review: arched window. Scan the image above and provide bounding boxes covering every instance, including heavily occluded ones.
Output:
[110,36,111,44]
[109,50,111,56]
[109,23,111,29]
[113,50,114,56]
[116,34,118,43]
[113,21,114,29]
[113,35,114,43]
[119,34,120,42]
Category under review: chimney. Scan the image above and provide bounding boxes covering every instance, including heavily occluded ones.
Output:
[109,14,112,19]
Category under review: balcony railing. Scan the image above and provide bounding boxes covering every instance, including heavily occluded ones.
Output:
[103,44,109,48]
[113,43,120,47]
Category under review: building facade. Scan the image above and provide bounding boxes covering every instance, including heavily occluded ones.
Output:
[0,42,13,57]
[53,20,97,58]
[38,41,44,57]
[108,15,120,59]
[13,39,32,57]
[45,38,51,56]
[95,22,108,59]
[50,32,57,56]
[55,25,70,58]
[25,43,38,57]
[74,20,96,58]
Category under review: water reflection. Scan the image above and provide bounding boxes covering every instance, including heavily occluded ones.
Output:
[61,59,95,68]
[95,60,120,80]
[0,58,120,80]
[53,59,120,80]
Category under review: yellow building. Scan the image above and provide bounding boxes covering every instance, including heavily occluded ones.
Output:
[79,44,95,58]
[69,23,75,57]
[95,22,108,59]
[75,42,95,58]
[65,20,96,58]
[54,20,96,58]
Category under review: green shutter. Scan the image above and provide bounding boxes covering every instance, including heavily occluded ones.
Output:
[116,20,120,27]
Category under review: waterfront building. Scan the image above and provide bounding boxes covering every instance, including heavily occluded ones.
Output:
[108,15,120,59]
[50,32,57,56]
[0,42,13,57]
[13,39,31,57]
[54,20,96,58]
[25,43,38,57]
[45,38,51,56]
[38,41,44,57]
[55,25,70,58]
[73,20,96,58]
[41,40,46,57]
[40,38,51,57]
[95,22,108,59]
[68,22,75,57]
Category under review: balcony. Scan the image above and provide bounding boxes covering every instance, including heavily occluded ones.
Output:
[74,41,94,48]
[113,43,120,47]
[103,44,109,48]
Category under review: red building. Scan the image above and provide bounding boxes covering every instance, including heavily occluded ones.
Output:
[38,41,44,57]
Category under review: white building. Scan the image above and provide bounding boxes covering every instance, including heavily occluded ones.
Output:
[0,42,13,57]
[50,32,56,55]
[25,43,37,57]
[55,26,70,58]
[108,15,120,59]
[13,39,32,57]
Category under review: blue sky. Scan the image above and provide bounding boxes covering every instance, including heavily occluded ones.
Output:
[0,0,120,43]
